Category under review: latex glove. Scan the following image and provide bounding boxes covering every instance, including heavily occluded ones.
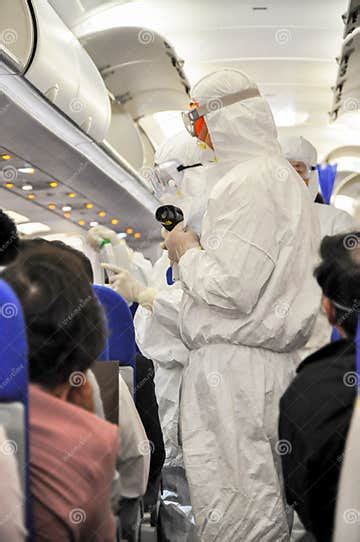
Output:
[102,264,157,310]
[160,221,184,250]
[164,228,201,264]
[87,225,119,250]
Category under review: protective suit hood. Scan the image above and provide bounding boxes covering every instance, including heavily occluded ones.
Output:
[154,131,215,233]
[280,135,319,199]
[191,68,280,164]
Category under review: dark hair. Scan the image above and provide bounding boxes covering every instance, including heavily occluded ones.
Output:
[49,240,94,283]
[0,244,106,388]
[0,210,19,265]
[314,232,360,337]
[18,238,94,283]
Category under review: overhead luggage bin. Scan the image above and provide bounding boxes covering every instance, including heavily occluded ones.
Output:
[342,0,360,38]
[0,0,111,143]
[331,1,360,121]
[0,0,35,72]
[80,26,190,120]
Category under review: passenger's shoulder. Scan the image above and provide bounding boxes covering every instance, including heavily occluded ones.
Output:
[30,384,118,455]
[281,341,356,420]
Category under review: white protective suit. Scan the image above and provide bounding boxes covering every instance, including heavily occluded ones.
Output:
[281,135,356,357]
[166,69,321,541]
[280,135,319,199]
[87,226,153,287]
[135,132,215,542]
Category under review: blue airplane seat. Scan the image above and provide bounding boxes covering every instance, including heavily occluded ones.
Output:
[93,285,136,393]
[0,279,31,538]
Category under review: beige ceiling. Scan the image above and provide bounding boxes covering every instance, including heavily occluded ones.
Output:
[72,0,359,160]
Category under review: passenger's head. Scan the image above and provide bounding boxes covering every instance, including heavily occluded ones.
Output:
[18,238,94,283]
[0,244,106,394]
[314,232,360,338]
[184,68,279,162]
[49,240,94,283]
[0,210,19,266]
[280,136,318,197]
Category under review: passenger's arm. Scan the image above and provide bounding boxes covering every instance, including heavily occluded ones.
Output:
[117,375,150,498]
[177,178,277,313]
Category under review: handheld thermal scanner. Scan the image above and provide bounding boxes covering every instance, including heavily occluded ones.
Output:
[155,205,184,232]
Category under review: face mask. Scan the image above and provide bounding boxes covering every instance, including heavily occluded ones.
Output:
[149,160,202,199]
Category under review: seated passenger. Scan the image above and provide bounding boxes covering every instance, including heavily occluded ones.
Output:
[14,237,152,504]
[0,245,119,542]
[279,232,360,542]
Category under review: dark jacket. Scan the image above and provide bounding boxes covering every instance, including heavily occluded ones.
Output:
[279,339,356,542]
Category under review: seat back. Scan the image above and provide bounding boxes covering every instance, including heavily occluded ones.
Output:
[93,285,136,393]
[0,279,30,536]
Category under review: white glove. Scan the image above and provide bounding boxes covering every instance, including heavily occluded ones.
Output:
[164,227,201,264]
[87,226,119,250]
[102,264,157,310]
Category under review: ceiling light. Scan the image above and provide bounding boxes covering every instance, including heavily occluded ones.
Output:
[1,154,11,161]
[3,210,29,223]
[273,108,309,127]
[18,222,50,235]
[78,220,86,226]
[98,211,106,217]
[18,167,35,174]
[134,232,142,239]
[117,232,127,239]
[126,227,134,234]
[68,192,76,198]
[62,205,72,212]
[64,212,71,219]
[49,181,58,188]
[111,219,119,225]
[22,183,33,191]
[85,203,94,209]
[27,194,36,199]
[5,182,14,188]
[48,203,57,210]
[90,221,99,227]
[152,111,185,139]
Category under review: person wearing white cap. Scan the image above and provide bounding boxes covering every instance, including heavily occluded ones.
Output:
[281,135,355,356]
[281,135,355,238]
[135,132,211,542]
[161,68,321,541]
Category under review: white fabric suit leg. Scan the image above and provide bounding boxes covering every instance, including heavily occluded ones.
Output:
[180,344,296,542]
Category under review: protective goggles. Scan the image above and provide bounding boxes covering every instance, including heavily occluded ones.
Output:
[182,87,261,137]
[149,160,202,198]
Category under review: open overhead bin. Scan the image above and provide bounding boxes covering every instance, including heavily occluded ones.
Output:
[81,26,190,120]
[1,0,111,143]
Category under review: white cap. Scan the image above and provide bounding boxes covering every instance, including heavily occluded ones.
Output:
[280,136,318,171]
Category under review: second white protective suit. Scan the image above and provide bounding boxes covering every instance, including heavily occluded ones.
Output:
[135,132,214,542]
[281,135,356,358]
[165,69,321,541]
